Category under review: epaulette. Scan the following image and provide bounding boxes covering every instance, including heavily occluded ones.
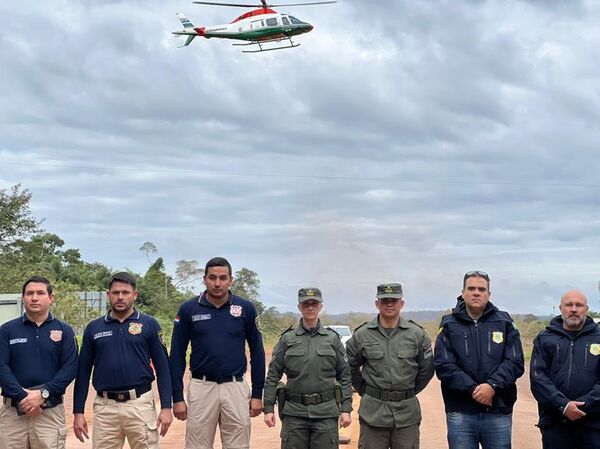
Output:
[408,319,424,330]
[278,324,294,338]
[353,321,369,332]
[325,326,341,338]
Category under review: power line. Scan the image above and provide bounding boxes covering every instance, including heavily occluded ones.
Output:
[1,159,599,188]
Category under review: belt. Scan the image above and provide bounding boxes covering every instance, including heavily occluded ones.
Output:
[3,395,63,413]
[97,384,152,402]
[286,389,335,405]
[191,373,244,384]
[364,385,415,402]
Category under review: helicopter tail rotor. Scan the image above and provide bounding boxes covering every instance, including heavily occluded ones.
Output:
[173,12,204,47]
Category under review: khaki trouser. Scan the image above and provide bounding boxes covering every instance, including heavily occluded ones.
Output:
[358,419,420,449]
[185,377,251,449]
[92,390,159,449]
[0,401,67,449]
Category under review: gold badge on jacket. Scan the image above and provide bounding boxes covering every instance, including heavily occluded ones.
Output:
[492,331,504,344]
[49,330,63,342]
[129,322,143,335]
[590,343,600,356]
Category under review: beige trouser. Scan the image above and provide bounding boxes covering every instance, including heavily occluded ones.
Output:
[185,377,251,449]
[92,390,159,449]
[0,401,67,449]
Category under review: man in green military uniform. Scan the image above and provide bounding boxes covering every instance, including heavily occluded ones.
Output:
[346,283,434,449]
[263,287,352,448]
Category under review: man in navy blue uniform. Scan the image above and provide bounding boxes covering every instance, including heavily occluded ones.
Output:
[434,271,524,449]
[531,289,600,449]
[170,257,266,449]
[72,271,172,449]
[0,275,78,449]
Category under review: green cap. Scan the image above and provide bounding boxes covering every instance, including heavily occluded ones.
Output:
[376,283,404,299]
[298,287,323,303]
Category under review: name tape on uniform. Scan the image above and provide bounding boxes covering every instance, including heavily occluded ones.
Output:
[94,331,113,340]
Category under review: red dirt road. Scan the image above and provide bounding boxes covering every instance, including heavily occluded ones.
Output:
[65,372,542,449]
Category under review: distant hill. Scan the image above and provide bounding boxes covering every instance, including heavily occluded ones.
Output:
[323,310,448,329]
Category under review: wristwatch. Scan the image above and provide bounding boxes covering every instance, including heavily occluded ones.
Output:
[41,389,50,400]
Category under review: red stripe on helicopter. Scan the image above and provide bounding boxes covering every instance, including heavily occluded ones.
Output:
[231,8,277,23]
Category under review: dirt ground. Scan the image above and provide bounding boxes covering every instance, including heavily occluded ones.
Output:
[65,372,542,449]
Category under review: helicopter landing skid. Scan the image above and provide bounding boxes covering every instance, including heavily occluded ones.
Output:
[233,37,300,53]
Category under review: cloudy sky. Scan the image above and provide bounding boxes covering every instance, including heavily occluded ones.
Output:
[1,0,599,315]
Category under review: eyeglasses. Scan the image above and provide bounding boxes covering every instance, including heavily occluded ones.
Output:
[463,270,490,282]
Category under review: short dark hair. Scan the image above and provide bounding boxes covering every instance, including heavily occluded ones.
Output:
[108,272,137,289]
[204,257,232,277]
[463,270,490,289]
[22,276,53,296]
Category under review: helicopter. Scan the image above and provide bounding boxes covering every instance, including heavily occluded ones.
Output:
[172,0,336,53]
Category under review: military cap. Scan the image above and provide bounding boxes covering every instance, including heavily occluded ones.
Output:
[298,287,323,303]
[376,283,404,299]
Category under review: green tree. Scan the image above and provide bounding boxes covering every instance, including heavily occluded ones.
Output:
[0,184,42,253]
[231,267,265,315]
[52,281,102,333]
[137,258,184,318]
[174,259,203,289]
[139,241,158,264]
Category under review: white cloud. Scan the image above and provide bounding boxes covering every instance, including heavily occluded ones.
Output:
[1,0,600,315]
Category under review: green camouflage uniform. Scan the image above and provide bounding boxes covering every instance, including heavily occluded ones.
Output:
[264,290,352,449]
[346,283,434,449]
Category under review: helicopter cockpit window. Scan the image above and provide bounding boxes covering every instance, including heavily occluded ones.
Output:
[266,18,278,27]
[282,17,290,26]
[288,16,304,25]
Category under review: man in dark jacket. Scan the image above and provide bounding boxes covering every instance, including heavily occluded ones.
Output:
[530,289,600,449]
[434,271,524,449]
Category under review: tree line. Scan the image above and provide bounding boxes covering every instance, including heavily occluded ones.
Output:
[2,184,597,350]
[0,184,297,343]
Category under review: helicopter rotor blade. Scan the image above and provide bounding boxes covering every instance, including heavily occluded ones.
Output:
[192,0,337,7]
[192,1,260,7]
[268,1,336,6]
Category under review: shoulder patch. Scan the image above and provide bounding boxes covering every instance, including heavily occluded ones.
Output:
[511,321,518,330]
[158,330,167,349]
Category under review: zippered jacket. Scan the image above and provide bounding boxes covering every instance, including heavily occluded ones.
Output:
[530,316,600,429]
[434,299,524,414]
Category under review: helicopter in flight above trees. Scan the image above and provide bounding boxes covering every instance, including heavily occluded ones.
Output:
[172,0,336,53]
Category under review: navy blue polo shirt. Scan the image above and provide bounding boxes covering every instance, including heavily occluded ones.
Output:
[0,313,78,401]
[73,309,172,413]
[170,292,265,402]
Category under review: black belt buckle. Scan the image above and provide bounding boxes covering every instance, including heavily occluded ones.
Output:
[106,391,131,402]
[303,393,320,405]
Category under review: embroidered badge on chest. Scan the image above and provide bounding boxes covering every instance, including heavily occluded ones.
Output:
[590,343,600,356]
[492,331,504,344]
[49,330,63,342]
[129,322,143,335]
[230,305,242,317]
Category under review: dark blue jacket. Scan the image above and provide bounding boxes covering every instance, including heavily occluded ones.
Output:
[73,310,172,413]
[434,299,524,414]
[0,313,78,401]
[530,316,600,429]
[170,292,265,403]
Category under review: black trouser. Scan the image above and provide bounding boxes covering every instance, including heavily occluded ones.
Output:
[541,423,600,449]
